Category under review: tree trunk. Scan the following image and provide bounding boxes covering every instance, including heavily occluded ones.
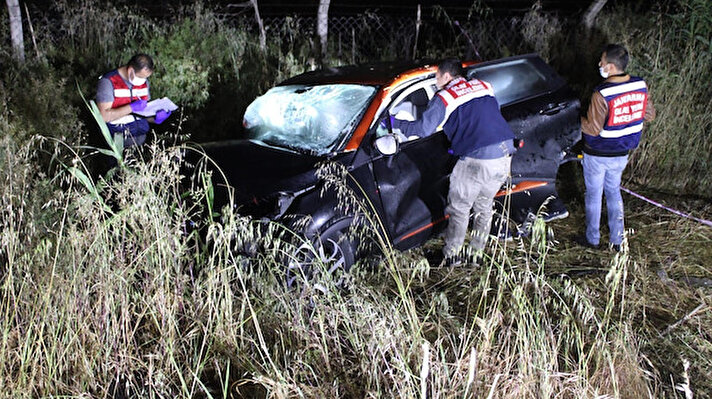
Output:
[412,4,421,60]
[317,0,330,67]
[583,0,608,30]
[6,0,25,62]
[250,0,266,52]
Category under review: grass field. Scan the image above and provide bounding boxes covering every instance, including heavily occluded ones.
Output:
[1,1,711,397]
[1,138,710,398]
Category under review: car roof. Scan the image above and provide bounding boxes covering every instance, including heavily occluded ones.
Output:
[278,59,477,86]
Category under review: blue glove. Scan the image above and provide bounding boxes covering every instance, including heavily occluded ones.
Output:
[379,115,397,129]
[155,109,171,124]
[130,99,147,112]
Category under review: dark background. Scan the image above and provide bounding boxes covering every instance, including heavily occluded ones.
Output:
[219,1,591,16]
[22,0,656,17]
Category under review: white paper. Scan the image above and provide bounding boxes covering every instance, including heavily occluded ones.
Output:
[133,97,178,117]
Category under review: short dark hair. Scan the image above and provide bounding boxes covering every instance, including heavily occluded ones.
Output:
[127,53,154,72]
[603,44,628,71]
[438,58,464,78]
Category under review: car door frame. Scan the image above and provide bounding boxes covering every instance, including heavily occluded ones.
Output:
[366,76,457,251]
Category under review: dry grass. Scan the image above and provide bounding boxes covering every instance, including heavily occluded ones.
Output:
[1,1,710,397]
[4,127,710,397]
[546,180,712,398]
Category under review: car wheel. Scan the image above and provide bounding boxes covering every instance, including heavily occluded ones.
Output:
[286,218,356,291]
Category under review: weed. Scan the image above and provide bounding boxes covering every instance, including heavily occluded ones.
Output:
[1,1,711,397]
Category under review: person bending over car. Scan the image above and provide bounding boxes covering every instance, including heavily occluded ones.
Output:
[386,58,515,265]
[576,44,655,252]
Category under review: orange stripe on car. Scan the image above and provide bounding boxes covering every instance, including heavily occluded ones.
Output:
[495,181,549,197]
[397,181,548,243]
[396,214,449,243]
[345,89,387,151]
[344,61,480,151]
[345,66,438,151]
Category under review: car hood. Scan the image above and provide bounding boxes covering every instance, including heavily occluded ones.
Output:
[186,139,324,215]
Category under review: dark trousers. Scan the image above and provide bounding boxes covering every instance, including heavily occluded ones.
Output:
[107,119,150,148]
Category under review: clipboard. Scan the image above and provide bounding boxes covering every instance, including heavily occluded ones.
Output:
[133,97,178,117]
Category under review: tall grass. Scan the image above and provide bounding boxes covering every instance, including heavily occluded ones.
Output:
[2,0,711,397]
[0,125,661,396]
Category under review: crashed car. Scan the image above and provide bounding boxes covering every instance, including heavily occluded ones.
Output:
[187,54,580,273]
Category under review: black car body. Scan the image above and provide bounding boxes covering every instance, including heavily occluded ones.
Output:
[187,54,580,266]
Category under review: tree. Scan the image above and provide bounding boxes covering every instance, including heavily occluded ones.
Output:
[317,0,330,67]
[227,1,265,53]
[583,0,608,30]
[6,0,24,62]
[250,0,266,53]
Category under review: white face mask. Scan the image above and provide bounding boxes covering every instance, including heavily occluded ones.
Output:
[599,65,609,79]
[131,76,146,86]
[128,68,147,86]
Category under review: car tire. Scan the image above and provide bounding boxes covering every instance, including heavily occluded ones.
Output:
[286,218,356,291]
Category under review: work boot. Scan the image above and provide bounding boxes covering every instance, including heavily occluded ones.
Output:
[440,256,464,267]
[572,235,600,250]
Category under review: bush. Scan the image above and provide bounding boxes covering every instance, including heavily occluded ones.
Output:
[146,3,248,109]
[0,61,85,146]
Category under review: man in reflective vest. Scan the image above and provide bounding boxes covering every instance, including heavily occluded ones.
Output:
[576,44,656,251]
[96,53,171,148]
[388,58,515,265]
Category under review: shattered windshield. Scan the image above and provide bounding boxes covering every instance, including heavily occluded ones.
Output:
[243,84,377,156]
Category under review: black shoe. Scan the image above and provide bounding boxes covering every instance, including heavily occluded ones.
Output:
[610,243,621,252]
[441,256,464,267]
[573,235,600,250]
[474,255,484,266]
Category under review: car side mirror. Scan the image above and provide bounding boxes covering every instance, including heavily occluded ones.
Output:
[374,134,399,155]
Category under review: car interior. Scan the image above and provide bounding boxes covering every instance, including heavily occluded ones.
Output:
[381,85,437,143]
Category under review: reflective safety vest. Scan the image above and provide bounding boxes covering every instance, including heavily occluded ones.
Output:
[436,77,514,156]
[586,76,649,155]
[102,69,150,125]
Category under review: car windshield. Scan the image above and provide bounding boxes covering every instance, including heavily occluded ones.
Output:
[243,84,377,156]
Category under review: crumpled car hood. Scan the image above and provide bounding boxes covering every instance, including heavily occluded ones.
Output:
[185,139,323,215]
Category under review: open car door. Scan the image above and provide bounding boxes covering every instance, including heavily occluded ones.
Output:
[369,80,457,251]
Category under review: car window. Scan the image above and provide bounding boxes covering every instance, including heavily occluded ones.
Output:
[390,87,432,121]
[243,84,376,155]
[467,57,564,106]
[378,81,437,140]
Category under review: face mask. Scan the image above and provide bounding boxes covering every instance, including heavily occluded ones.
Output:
[131,76,146,86]
[599,66,609,79]
[128,69,147,86]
